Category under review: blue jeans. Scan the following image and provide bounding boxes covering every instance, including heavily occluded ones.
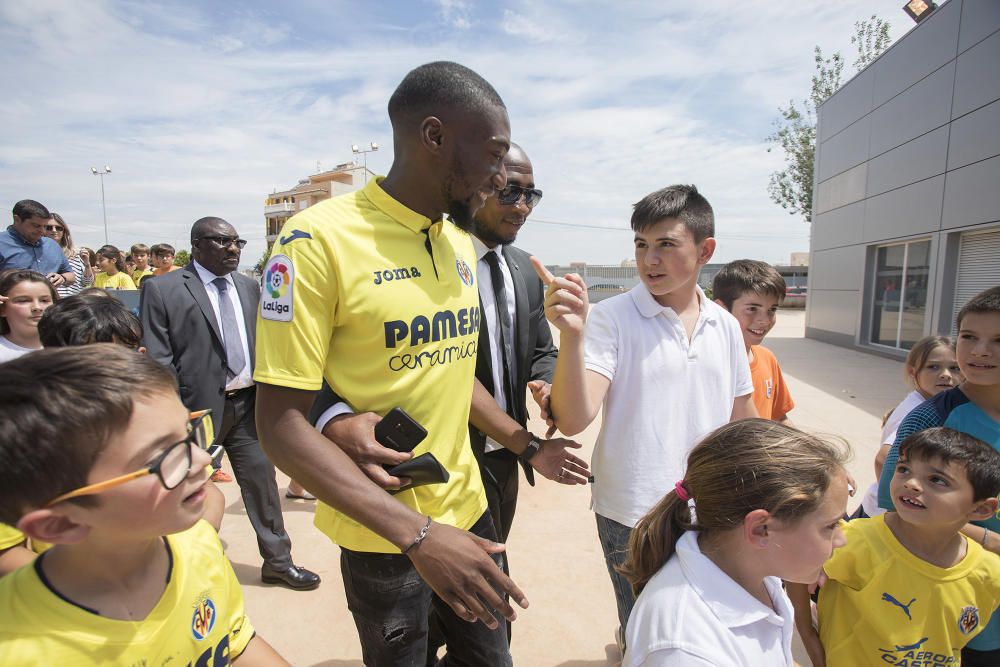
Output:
[341,512,512,666]
[596,513,636,635]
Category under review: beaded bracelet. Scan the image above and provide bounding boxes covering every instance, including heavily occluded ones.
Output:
[402,516,433,555]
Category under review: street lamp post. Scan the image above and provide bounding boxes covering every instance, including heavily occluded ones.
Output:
[351,141,378,184]
[91,165,112,243]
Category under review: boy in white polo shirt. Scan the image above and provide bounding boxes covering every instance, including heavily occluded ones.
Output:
[535,184,756,648]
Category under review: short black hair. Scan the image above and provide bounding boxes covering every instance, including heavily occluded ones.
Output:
[0,345,178,524]
[712,260,787,310]
[899,427,1000,502]
[957,286,1000,330]
[387,61,505,128]
[38,293,143,349]
[12,199,50,221]
[631,185,714,242]
[190,217,230,244]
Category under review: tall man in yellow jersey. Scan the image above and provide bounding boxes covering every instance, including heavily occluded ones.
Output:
[255,62,527,665]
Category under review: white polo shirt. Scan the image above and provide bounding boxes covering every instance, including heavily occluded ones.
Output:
[584,284,752,527]
[623,530,794,667]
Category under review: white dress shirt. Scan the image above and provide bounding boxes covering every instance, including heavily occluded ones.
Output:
[192,260,254,392]
[472,236,517,454]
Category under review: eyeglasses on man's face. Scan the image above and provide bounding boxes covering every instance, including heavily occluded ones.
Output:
[496,184,543,209]
[46,410,219,506]
[198,236,248,249]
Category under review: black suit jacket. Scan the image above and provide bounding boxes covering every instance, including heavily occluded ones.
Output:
[140,263,260,435]
[471,245,558,482]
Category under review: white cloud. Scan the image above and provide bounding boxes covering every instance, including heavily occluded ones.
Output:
[0,0,912,266]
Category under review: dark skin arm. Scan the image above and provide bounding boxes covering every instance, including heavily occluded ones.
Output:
[256,383,528,627]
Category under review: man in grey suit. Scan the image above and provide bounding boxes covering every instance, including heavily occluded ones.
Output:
[140,217,319,590]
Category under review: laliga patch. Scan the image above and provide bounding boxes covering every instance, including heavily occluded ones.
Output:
[456,258,474,287]
[958,605,980,635]
[261,254,294,322]
[191,597,217,640]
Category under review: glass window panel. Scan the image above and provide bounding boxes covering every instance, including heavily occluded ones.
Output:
[871,245,905,347]
[900,240,930,349]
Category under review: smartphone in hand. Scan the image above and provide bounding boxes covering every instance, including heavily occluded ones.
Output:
[374,407,427,453]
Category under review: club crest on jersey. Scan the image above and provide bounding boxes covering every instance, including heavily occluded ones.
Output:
[192,597,217,640]
[958,605,980,635]
[456,258,474,287]
[261,254,294,322]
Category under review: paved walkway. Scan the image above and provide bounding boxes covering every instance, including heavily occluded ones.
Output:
[216,309,907,666]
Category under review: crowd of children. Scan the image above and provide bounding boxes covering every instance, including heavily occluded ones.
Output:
[1,184,998,667]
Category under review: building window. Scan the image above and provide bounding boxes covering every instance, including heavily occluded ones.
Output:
[870,239,930,350]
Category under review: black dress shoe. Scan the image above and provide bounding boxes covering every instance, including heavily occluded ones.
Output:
[261,563,321,591]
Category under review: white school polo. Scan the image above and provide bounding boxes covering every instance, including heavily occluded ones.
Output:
[584,284,752,528]
[623,531,794,667]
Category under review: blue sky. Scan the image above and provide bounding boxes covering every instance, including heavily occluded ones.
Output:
[0,0,914,266]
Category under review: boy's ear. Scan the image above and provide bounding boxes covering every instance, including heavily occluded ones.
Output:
[713,298,727,309]
[17,508,91,545]
[743,508,771,549]
[697,237,716,265]
[968,496,999,523]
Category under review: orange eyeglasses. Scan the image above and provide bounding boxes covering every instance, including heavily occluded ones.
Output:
[46,410,219,507]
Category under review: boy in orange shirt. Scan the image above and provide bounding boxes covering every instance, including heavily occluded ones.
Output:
[713,259,794,421]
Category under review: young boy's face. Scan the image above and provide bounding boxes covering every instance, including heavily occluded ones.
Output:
[133,252,149,270]
[634,217,713,304]
[76,391,211,538]
[725,291,780,350]
[957,311,1000,388]
[891,454,980,527]
[153,253,174,269]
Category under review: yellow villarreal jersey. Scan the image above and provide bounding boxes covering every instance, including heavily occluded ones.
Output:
[0,523,50,556]
[95,272,137,290]
[0,520,254,666]
[255,177,486,553]
[818,514,1000,666]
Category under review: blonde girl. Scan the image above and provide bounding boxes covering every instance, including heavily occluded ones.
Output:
[620,419,851,667]
[855,335,962,518]
[93,245,137,290]
[0,270,58,363]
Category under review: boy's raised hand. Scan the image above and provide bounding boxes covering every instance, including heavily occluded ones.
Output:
[530,256,589,336]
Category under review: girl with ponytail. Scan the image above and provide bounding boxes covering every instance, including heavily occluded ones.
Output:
[620,419,851,666]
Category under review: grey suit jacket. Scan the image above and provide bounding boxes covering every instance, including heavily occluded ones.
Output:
[140,263,259,435]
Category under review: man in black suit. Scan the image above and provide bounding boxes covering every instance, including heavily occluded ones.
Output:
[140,217,319,590]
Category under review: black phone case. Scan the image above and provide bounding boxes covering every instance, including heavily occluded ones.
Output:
[374,407,427,453]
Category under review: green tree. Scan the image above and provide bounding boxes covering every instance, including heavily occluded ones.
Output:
[173,249,191,267]
[255,243,274,275]
[767,16,891,223]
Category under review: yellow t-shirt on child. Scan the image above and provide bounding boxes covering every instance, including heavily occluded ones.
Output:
[95,272,137,290]
[0,520,254,665]
[818,514,1000,666]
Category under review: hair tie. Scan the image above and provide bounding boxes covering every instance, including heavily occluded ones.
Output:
[674,480,690,502]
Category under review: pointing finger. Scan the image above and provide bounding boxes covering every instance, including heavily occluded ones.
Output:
[530,256,554,286]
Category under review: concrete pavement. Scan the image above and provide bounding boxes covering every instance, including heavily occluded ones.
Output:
[216,309,907,666]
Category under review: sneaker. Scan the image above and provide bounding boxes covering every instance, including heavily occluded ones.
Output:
[210,470,233,483]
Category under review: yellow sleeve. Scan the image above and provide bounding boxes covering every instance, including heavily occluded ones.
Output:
[0,523,26,550]
[822,520,870,591]
[254,218,339,391]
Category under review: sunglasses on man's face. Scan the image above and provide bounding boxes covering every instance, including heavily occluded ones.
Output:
[496,185,543,209]
[46,410,219,506]
[198,236,248,249]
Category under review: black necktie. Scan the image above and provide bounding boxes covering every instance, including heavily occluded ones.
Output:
[484,252,515,412]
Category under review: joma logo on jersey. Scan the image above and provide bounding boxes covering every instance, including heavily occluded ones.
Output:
[384,307,480,348]
[373,266,422,285]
